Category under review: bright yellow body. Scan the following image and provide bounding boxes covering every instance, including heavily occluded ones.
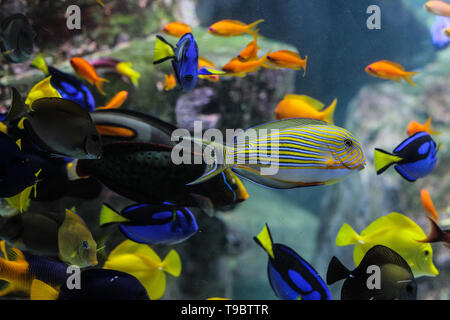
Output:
[208,19,264,37]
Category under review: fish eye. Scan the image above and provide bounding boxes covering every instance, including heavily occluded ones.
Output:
[424,250,429,256]
[91,135,99,142]
[344,139,353,147]
[81,241,90,250]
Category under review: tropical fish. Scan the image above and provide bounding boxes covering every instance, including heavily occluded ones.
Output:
[406,117,441,136]
[237,31,260,61]
[96,0,105,7]
[221,52,272,77]
[70,57,109,95]
[163,74,177,91]
[185,118,366,189]
[430,16,450,49]
[153,33,223,91]
[445,27,450,36]
[374,132,438,182]
[0,245,68,297]
[0,122,6,133]
[208,19,264,37]
[274,95,337,124]
[198,57,220,82]
[365,60,419,86]
[335,212,439,278]
[6,88,102,160]
[103,240,181,300]
[254,224,331,300]
[97,91,128,110]
[90,57,141,87]
[327,245,417,300]
[75,142,248,208]
[420,189,439,221]
[0,14,36,63]
[425,0,450,17]
[30,269,149,300]
[99,203,198,245]
[419,189,450,248]
[30,55,96,112]
[162,22,192,38]
[266,50,308,76]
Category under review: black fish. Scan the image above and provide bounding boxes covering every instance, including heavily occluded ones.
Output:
[327,245,417,300]
[0,14,36,63]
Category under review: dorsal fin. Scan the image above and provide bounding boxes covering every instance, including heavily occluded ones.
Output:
[283,94,325,110]
[379,60,406,71]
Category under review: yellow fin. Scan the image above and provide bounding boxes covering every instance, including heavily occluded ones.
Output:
[361,212,424,238]
[404,72,419,87]
[0,122,7,134]
[374,148,402,175]
[322,98,337,124]
[336,223,362,246]
[25,76,61,106]
[254,223,274,259]
[153,36,175,64]
[283,94,325,110]
[30,280,58,300]
[162,250,181,277]
[99,204,130,227]
[30,54,49,76]
[108,240,161,263]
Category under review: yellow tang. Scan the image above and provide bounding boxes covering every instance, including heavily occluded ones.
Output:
[336,212,439,278]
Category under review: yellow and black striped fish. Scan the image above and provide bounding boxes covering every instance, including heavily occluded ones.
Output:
[186,118,366,189]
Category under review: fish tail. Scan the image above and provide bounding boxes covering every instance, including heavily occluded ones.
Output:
[95,77,109,96]
[421,189,439,222]
[374,148,402,175]
[153,35,175,64]
[247,19,265,35]
[161,249,181,277]
[322,98,337,124]
[99,204,130,227]
[30,54,49,76]
[302,55,308,77]
[326,256,350,285]
[404,72,419,87]
[417,216,445,244]
[424,117,442,135]
[336,223,362,246]
[253,223,275,259]
[30,279,58,300]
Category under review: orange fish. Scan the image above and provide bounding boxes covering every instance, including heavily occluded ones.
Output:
[365,60,419,87]
[407,117,441,136]
[162,22,192,38]
[425,1,450,17]
[274,95,337,124]
[208,19,264,37]
[95,125,135,138]
[198,57,220,82]
[97,91,128,110]
[421,189,439,222]
[237,31,260,61]
[70,57,109,95]
[163,74,177,91]
[419,189,450,248]
[221,52,271,77]
[265,50,308,76]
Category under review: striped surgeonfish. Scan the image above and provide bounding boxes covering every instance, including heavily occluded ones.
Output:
[184,118,366,189]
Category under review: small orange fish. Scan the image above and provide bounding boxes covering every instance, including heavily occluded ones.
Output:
[425,1,450,17]
[237,31,260,61]
[274,95,337,124]
[365,60,419,86]
[421,189,439,222]
[95,125,135,138]
[265,50,308,76]
[198,57,220,82]
[97,91,128,110]
[208,19,264,37]
[163,74,177,91]
[419,189,450,248]
[162,22,192,38]
[407,117,441,136]
[70,57,109,95]
[221,52,271,77]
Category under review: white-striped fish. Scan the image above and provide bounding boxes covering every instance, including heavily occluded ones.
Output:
[185,118,366,189]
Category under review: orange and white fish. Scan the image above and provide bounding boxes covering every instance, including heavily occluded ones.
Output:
[208,19,264,37]
[70,57,109,95]
[265,50,308,76]
[162,22,192,38]
[163,74,176,91]
[237,31,260,61]
[198,57,220,82]
[274,94,337,124]
[365,60,419,87]
[97,91,128,110]
[407,117,441,136]
[221,52,271,77]
[425,1,450,17]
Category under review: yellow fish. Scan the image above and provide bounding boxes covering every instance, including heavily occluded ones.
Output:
[25,76,61,107]
[116,61,141,87]
[336,212,439,278]
[274,94,337,124]
[103,240,181,300]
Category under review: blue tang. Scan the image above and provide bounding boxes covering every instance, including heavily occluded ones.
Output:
[99,202,198,245]
[430,16,450,50]
[254,224,332,300]
[374,132,439,182]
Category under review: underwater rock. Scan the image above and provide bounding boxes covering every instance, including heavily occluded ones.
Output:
[314,48,450,300]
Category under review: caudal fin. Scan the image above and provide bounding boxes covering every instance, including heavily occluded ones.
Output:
[374,148,402,175]
[254,223,275,259]
[322,98,337,124]
[153,36,175,64]
[30,280,59,300]
[162,249,182,277]
[247,19,264,35]
[99,204,130,227]
[336,223,362,246]
[404,72,419,87]
[30,54,49,76]
[326,256,350,285]
[95,77,109,96]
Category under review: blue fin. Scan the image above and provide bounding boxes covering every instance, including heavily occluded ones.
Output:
[394,165,417,182]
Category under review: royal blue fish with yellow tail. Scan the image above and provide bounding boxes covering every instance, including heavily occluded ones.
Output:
[374,132,439,182]
[254,224,331,300]
[183,118,366,189]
